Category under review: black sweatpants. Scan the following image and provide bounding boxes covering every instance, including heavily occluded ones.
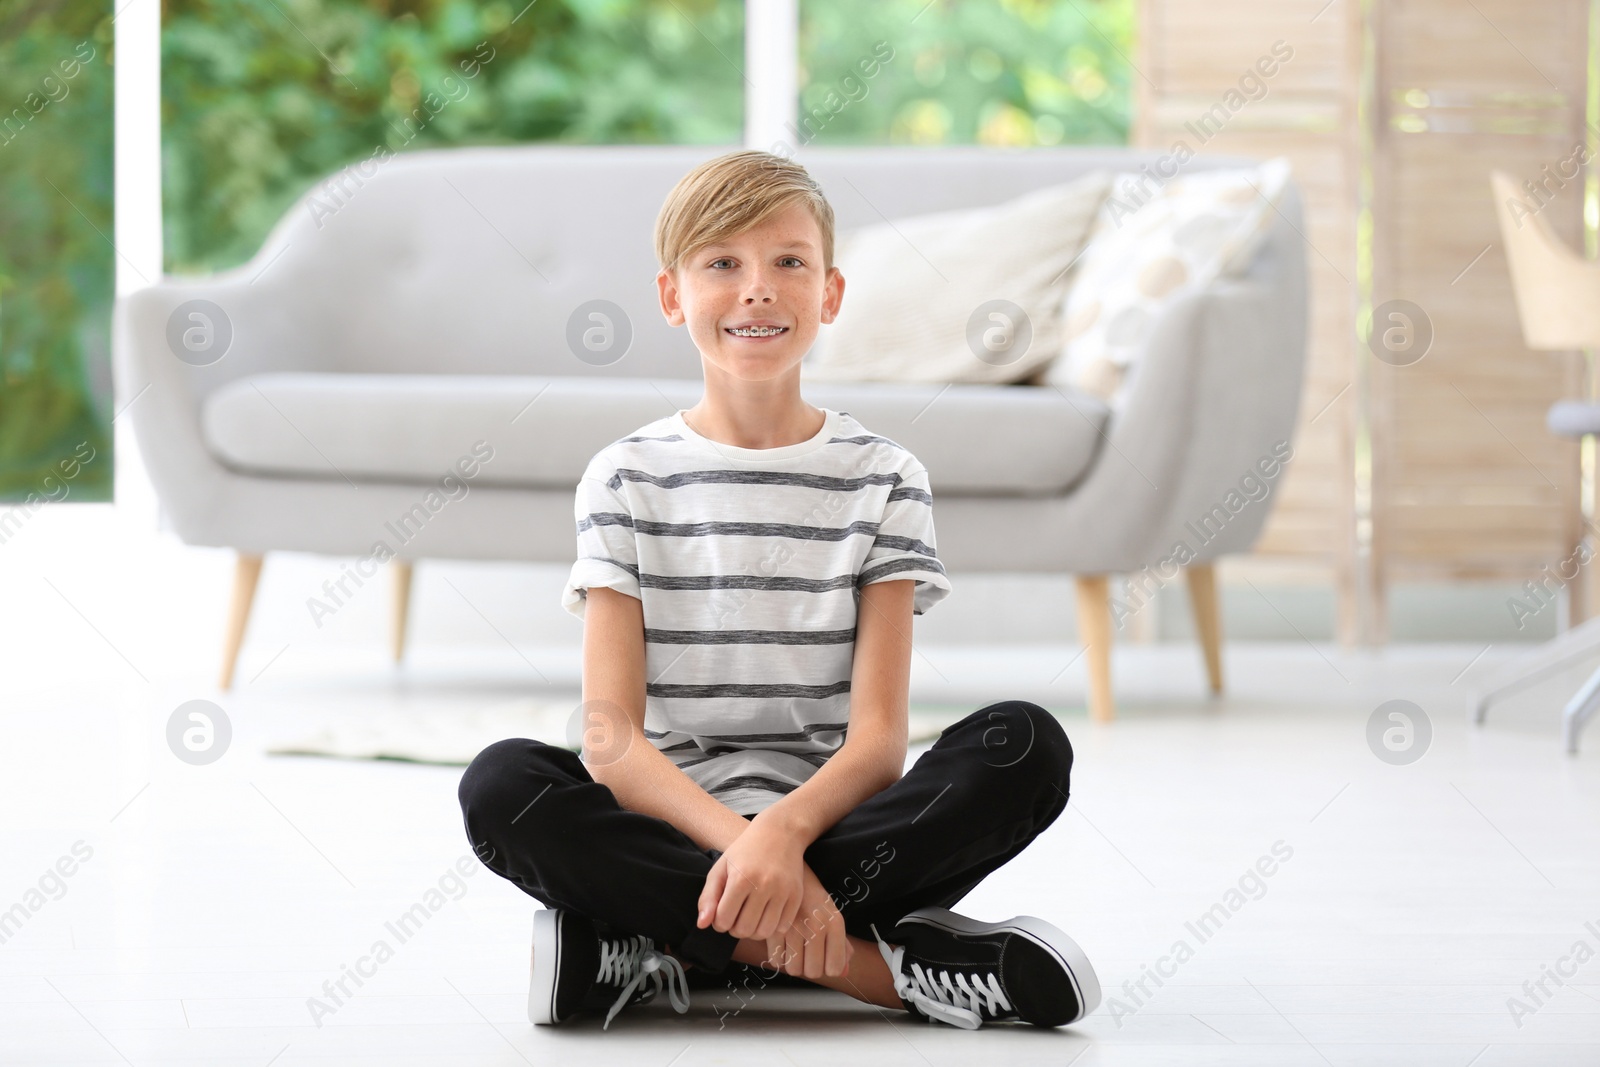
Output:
[457,699,1074,976]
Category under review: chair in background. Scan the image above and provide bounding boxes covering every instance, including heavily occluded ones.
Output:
[1474,170,1600,753]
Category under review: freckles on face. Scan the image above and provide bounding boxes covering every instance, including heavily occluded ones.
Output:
[687,266,817,357]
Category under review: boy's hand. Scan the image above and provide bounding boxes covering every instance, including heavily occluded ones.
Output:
[765,861,853,979]
[696,818,805,941]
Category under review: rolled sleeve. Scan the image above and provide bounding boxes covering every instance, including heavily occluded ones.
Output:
[857,462,952,617]
[561,464,642,620]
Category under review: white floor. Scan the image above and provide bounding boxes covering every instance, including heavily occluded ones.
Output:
[5,469,1600,1063]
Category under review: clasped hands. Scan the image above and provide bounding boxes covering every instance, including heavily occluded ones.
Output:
[694,815,854,980]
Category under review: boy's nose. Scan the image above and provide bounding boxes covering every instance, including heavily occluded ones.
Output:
[740,268,779,299]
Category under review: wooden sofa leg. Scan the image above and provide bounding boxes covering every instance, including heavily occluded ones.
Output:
[1075,575,1116,722]
[219,553,264,690]
[392,560,414,663]
[1187,563,1225,695]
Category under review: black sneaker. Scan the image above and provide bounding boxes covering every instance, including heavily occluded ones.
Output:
[870,907,1101,1029]
[529,908,691,1029]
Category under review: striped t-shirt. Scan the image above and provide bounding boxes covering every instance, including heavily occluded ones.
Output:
[561,406,953,816]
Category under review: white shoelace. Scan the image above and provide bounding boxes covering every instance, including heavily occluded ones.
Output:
[871,924,1012,1030]
[598,934,691,1030]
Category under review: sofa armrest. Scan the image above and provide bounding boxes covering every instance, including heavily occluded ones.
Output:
[1150,272,1308,559]
[1112,180,1311,560]
[112,255,340,545]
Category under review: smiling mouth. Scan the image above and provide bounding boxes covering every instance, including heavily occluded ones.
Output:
[725,326,789,338]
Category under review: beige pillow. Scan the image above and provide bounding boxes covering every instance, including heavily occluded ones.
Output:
[1043,158,1293,406]
[800,171,1112,385]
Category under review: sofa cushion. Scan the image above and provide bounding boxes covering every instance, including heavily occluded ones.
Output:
[200,374,1110,496]
[1045,157,1292,406]
[800,171,1112,385]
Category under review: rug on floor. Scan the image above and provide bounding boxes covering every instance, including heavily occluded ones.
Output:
[265,695,975,765]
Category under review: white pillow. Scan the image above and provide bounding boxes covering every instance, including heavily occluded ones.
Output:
[800,171,1112,385]
[1045,158,1292,406]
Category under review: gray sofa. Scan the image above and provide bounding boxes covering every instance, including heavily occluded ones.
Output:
[113,144,1308,718]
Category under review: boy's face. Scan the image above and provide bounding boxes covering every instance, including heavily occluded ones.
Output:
[656,202,844,382]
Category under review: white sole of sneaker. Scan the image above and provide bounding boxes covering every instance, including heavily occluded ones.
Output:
[529,908,562,1025]
[895,907,1102,1023]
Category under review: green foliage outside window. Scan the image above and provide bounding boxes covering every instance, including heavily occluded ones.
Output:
[796,0,1133,149]
[163,0,1133,276]
[0,2,114,504]
[161,0,746,274]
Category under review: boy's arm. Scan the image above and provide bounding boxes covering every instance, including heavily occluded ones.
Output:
[581,586,754,856]
[752,578,914,850]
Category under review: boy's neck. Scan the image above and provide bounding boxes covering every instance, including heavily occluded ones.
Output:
[683,390,826,450]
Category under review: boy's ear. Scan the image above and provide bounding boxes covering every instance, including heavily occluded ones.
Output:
[656,267,686,327]
[820,266,845,325]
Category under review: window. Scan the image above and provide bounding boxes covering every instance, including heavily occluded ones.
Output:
[141,0,1136,275]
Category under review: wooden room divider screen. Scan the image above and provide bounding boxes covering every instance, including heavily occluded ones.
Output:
[1134,0,1595,645]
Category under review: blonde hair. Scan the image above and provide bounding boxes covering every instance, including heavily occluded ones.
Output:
[653,149,836,277]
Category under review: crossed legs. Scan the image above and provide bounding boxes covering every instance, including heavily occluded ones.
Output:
[459,700,1075,1011]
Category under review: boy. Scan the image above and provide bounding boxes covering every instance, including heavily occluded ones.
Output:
[458,149,1100,1031]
